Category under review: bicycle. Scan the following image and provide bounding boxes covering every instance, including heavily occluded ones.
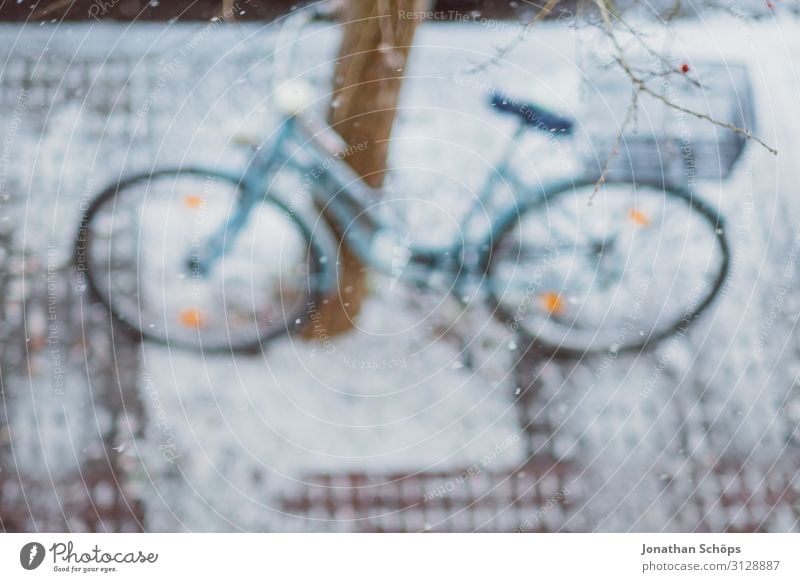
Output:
[74,75,731,355]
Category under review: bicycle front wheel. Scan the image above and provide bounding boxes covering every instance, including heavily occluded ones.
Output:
[485,178,729,356]
[77,168,333,352]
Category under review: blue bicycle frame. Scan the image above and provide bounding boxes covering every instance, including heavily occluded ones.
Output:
[193,109,549,298]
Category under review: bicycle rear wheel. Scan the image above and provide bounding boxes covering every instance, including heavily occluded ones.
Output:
[77,168,333,352]
[485,178,729,356]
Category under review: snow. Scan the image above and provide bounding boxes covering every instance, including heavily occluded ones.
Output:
[1,13,799,531]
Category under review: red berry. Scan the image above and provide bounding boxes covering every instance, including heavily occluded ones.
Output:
[681,63,690,73]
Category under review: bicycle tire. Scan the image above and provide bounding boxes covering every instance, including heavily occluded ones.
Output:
[75,167,335,353]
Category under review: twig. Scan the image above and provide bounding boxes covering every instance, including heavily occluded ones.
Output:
[636,75,777,155]
[589,87,641,204]
[602,13,703,89]
[464,0,562,74]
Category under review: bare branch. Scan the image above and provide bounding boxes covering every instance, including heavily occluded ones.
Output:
[594,0,777,156]
[464,0,562,74]
[635,74,777,155]
[589,87,641,204]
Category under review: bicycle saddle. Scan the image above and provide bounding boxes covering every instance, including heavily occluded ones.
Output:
[490,92,574,134]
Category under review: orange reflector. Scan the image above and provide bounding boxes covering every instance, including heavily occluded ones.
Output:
[628,208,651,227]
[178,308,206,328]
[183,195,204,209]
[539,291,565,315]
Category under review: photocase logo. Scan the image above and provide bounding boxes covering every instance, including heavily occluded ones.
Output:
[20,542,46,570]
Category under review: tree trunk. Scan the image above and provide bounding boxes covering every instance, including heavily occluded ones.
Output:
[309,0,425,336]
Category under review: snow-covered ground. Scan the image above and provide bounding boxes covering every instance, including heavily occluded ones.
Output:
[1,13,799,531]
